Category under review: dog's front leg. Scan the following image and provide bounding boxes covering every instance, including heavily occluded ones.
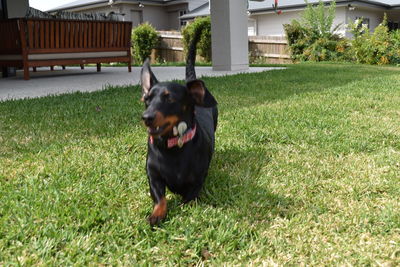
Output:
[148,176,167,226]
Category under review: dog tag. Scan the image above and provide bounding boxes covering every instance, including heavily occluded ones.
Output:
[173,126,178,136]
[177,138,184,148]
[177,122,187,136]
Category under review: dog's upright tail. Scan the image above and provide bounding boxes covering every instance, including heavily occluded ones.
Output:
[185,24,207,81]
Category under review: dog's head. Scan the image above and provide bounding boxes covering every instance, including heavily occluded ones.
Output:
[140,59,217,138]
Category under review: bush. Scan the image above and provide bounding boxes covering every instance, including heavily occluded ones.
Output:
[389,30,400,64]
[335,39,353,61]
[131,23,159,64]
[182,16,212,62]
[302,0,338,39]
[284,20,310,61]
[304,36,341,61]
[284,0,345,62]
[285,1,400,65]
[349,15,392,65]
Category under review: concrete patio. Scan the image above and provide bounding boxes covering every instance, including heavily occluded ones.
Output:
[0,66,284,101]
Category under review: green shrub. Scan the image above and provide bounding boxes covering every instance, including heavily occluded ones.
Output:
[348,20,372,64]
[389,30,400,64]
[284,0,345,62]
[131,23,159,64]
[349,15,391,65]
[284,20,310,61]
[182,16,211,62]
[286,2,400,65]
[371,20,391,65]
[335,39,353,62]
[302,0,338,39]
[304,36,341,61]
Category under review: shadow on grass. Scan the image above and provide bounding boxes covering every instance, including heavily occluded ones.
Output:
[148,145,295,227]
[200,146,296,224]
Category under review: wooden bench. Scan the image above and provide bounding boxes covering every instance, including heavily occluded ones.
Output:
[0,18,132,80]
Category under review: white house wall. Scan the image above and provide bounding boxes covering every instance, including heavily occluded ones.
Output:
[168,10,181,30]
[253,10,300,36]
[333,7,347,36]
[346,6,384,34]
[73,5,167,29]
[252,5,384,37]
[118,4,148,27]
[62,3,187,30]
[118,4,137,23]
[166,4,187,30]
[142,5,170,30]
[251,7,347,37]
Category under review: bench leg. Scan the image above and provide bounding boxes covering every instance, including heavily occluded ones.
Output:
[33,67,37,72]
[128,62,132,72]
[24,65,30,80]
[80,64,84,70]
[62,65,66,70]
[50,66,54,71]
[97,63,101,72]
[2,67,8,78]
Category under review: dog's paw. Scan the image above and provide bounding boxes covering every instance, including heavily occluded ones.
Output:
[148,198,167,227]
[148,214,164,227]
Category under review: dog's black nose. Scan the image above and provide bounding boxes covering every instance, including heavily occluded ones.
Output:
[142,112,155,126]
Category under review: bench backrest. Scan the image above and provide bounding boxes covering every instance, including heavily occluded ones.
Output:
[25,18,132,53]
[0,19,22,55]
[0,18,132,55]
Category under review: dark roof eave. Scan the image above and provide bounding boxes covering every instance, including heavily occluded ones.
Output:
[181,16,196,20]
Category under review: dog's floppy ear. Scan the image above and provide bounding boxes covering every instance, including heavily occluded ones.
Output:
[186,79,217,107]
[140,58,158,101]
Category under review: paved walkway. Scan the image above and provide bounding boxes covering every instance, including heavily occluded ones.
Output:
[0,66,284,101]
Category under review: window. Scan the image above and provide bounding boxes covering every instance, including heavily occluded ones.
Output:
[356,17,370,30]
[179,10,188,28]
[388,21,400,31]
[248,19,257,36]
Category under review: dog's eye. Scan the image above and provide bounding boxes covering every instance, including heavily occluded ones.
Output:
[163,93,174,103]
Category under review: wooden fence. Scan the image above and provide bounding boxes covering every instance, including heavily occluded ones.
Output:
[248,36,291,64]
[152,31,291,64]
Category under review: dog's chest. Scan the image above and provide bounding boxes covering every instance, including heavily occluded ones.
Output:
[151,145,199,180]
[147,138,210,192]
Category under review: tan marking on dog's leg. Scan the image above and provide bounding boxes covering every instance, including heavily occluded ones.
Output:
[149,197,167,226]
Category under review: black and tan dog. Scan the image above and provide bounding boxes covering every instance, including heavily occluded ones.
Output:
[140,30,218,226]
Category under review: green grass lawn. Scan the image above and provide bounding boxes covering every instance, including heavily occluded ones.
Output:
[0,63,399,265]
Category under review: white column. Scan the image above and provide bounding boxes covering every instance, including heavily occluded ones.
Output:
[210,0,249,71]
